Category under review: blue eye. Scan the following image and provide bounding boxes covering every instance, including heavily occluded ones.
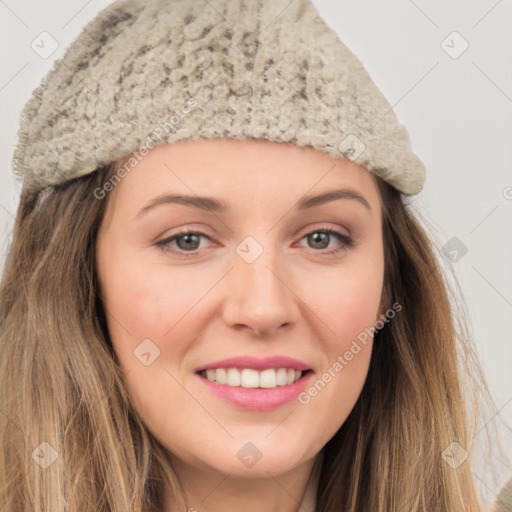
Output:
[156,227,353,257]
[161,231,205,252]
[155,230,214,256]
[299,228,354,254]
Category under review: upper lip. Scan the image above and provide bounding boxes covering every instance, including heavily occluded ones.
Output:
[195,356,312,372]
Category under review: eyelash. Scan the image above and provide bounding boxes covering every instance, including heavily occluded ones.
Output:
[155,226,354,257]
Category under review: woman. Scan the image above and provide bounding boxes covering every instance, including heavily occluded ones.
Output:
[0,0,496,510]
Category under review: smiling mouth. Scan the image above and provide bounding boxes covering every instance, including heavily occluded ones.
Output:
[197,367,313,389]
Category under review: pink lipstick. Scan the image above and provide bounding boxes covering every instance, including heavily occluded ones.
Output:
[195,355,314,410]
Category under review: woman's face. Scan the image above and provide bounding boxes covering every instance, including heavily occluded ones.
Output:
[96,138,386,478]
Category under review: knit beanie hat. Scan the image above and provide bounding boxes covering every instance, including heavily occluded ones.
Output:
[12,0,426,195]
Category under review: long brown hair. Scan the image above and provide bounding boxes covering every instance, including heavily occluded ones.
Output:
[0,158,495,511]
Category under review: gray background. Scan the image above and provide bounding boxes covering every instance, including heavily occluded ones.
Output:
[1,0,511,507]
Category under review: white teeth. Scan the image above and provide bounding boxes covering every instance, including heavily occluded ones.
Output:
[259,369,277,388]
[240,369,259,388]
[226,368,241,386]
[276,368,287,386]
[216,368,227,384]
[202,367,305,388]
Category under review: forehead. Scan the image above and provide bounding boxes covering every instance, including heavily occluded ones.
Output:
[104,138,381,220]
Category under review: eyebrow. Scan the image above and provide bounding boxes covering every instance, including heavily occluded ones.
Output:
[134,187,371,220]
[296,188,371,213]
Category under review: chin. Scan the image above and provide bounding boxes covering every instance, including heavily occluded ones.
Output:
[191,437,314,478]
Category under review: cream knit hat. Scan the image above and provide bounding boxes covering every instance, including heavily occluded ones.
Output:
[12,0,426,195]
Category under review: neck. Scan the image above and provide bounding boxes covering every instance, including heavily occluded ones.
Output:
[163,454,321,512]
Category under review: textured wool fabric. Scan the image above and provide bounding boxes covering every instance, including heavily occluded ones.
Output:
[12,0,426,195]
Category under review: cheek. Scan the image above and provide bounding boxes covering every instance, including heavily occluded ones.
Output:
[294,250,383,429]
[97,254,202,426]
[99,247,199,339]
[308,253,384,350]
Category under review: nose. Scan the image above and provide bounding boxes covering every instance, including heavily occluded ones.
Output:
[221,241,300,338]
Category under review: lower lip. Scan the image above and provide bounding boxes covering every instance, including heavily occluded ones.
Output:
[197,372,314,411]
